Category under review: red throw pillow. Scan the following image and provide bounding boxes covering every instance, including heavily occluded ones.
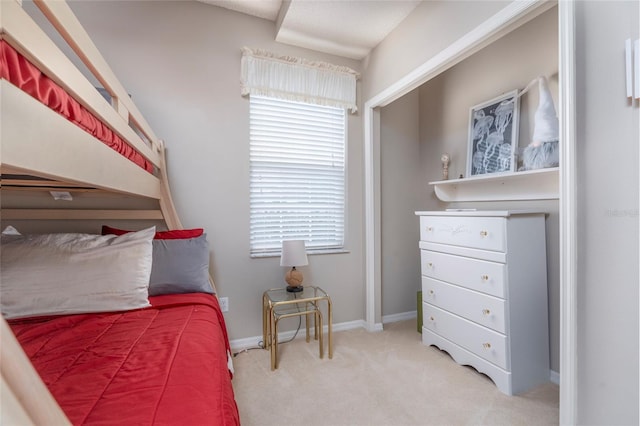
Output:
[101,225,204,240]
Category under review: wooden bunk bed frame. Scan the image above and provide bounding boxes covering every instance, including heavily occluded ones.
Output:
[1,0,181,227]
[1,1,231,424]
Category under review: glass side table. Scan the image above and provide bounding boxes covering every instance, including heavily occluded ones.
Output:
[262,286,333,370]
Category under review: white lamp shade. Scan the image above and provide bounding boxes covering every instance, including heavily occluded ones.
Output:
[280,240,308,267]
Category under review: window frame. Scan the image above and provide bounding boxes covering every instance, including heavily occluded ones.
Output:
[248,95,348,257]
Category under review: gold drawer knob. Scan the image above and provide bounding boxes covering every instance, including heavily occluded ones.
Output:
[483,342,491,349]
[480,230,488,237]
[481,275,489,281]
[482,309,491,315]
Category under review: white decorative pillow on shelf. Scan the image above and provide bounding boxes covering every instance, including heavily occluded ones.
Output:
[0,227,155,319]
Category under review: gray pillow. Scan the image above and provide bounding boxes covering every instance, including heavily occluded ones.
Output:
[149,234,213,296]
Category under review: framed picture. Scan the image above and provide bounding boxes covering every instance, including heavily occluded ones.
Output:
[466,90,519,177]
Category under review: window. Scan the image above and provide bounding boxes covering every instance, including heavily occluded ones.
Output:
[249,95,346,255]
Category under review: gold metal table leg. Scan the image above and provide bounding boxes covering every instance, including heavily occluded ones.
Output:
[317,309,324,359]
[270,308,277,370]
[327,297,333,359]
[262,295,268,350]
[305,308,311,343]
[314,302,319,341]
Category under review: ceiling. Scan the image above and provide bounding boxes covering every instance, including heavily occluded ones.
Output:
[197,0,421,59]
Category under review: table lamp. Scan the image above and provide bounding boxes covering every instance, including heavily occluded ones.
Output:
[280,240,308,292]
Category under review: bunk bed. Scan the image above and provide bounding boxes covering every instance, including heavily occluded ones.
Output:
[0,1,240,424]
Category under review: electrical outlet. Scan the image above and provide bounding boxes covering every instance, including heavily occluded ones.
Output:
[219,297,229,312]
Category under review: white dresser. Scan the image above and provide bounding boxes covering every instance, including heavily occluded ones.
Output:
[415,210,549,395]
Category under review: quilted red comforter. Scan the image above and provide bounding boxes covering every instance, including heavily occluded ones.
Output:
[9,293,240,426]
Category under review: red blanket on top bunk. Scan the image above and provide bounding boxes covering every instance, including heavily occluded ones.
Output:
[0,40,154,174]
[9,293,240,426]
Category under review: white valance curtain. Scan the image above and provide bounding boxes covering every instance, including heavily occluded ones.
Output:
[240,47,359,113]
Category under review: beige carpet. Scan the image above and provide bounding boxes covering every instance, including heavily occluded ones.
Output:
[231,320,559,426]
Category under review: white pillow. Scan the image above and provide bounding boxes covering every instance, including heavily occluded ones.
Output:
[0,227,155,319]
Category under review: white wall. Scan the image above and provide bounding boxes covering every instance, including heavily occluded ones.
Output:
[380,90,422,317]
[575,1,639,424]
[363,0,510,101]
[418,8,559,182]
[363,0,517,328]
[65,0,365,340]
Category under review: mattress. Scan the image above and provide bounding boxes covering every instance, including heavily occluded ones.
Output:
[9,293,240,426]
[0,40,154,174]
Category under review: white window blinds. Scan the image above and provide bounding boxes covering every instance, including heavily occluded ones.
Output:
[249,96,346,255]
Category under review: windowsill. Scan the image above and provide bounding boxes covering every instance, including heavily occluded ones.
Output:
[251,249,351,259]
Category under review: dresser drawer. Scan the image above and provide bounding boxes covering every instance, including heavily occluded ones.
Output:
[420,250,506,298]
[423,303,509,370]
[422,277,506,333]
[419,216,506,252]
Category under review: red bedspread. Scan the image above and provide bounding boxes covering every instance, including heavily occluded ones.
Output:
[0,40,154,174]
[9,293,240,426]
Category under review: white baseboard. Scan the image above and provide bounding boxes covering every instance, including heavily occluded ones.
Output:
[550,369,560,385]
[230,313,422,349]
[230,319,366,350]
[383,310,417,324]
[230,335,264,351]
[333,319,366,332]
[367,322,384,332]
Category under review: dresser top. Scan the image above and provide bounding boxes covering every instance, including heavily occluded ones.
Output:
[414,210,546,217]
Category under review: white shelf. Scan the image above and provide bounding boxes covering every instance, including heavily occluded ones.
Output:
[429,167,559,202]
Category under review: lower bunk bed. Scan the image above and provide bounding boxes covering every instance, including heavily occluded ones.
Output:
[1,1,240,423]
[1,227,240,425]
[8,293,239,425]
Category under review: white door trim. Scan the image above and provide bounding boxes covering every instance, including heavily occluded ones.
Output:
[363,0,575,422]
[558,1,577,424]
